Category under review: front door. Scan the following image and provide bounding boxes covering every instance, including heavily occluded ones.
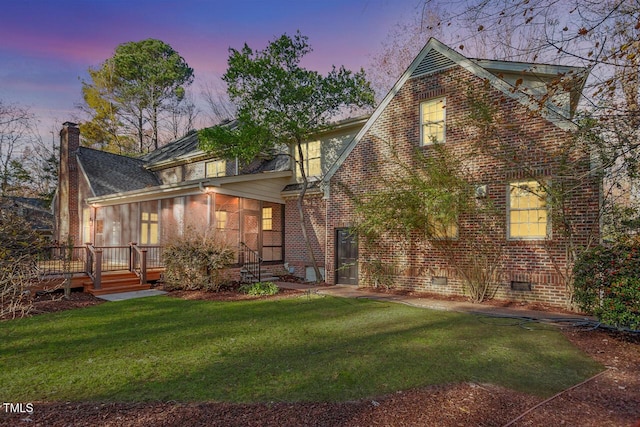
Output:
[335,228,358,285]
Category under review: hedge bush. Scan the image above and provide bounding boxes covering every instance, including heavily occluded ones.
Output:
[163,227,235,292]
[573,240,640,330]
[239,281,279,296]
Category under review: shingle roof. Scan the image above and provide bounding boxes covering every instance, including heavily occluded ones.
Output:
[239,153,291,175]
[77,147,161,197]
[141,121,238,167]
[140,130,202,165]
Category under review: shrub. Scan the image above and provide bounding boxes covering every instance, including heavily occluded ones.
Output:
[360,259,396,289]
[239,281,279,296]
[162,227,235,292]
[0,209,45,318]
[573,240,640,330]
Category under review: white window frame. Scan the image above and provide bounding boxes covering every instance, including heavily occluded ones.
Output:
[215,210,228,230]
[262,206,273,231]
[420,97,446,145]
[206,159,226,178]
[294,140,322,179]
[140,211,159,244]
[507,180,550,240]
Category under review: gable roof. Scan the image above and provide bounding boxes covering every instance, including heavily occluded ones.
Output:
[323,37,589,184]
[140,130,203,169]
[77,147,161,197]
[141,120,238,170]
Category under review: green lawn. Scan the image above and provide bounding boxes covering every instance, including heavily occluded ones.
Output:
[0,295,602,403]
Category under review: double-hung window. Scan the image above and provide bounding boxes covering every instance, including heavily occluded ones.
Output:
[206,159,226,178]
[508,180,549,239]
[420,97,446,145]
[262,207,273,231]
[140,211,159,244]
[295,140,321,179]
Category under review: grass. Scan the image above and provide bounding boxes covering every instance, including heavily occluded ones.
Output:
[0,295,602,403]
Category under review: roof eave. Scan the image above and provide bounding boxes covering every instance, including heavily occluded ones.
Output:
[87,170,292,206]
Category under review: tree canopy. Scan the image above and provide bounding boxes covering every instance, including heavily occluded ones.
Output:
[199,31,375,280]
[199,31,375,161]
[80,39,194,153]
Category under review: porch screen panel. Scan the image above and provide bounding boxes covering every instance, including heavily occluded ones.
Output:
[215,194,240,262]
[262,202,284,261]
[185,194,209,233]
[120,204,135,245]
[161,198,176,241]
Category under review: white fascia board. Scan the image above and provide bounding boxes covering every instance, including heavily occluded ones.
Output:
[144,149,211,171]
[323,39,580,186]
[323,40,443,184]
[87,170,292,206]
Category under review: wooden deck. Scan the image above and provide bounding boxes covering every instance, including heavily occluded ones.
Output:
[32,269,164,296]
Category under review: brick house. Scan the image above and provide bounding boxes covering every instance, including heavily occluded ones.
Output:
[314,38,598,306]
[53,117,364,279]
[54,38,599,306]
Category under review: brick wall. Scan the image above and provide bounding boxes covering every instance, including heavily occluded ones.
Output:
[326,66,600,308]
[56,122,82,246]
[283,193,327,279]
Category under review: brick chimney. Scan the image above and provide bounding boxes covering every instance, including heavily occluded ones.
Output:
[55,122,81,245]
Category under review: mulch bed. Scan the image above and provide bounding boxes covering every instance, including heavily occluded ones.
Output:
[1,286,638,426]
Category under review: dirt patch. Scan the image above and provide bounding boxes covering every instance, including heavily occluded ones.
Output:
[1,287,639,426]
[166,286,303,302]
[1,290,105,320]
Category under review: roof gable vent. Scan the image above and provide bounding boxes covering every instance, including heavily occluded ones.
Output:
[410,49,456,78]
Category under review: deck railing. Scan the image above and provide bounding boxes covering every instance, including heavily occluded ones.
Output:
[36,246,87,276]
[37,243,164,290]
[130,243,163,285]
[38,242,259,288]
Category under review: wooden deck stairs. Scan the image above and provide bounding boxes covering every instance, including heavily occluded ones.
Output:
[83,269,163,296]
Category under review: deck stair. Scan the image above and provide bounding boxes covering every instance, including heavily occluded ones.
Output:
[84,271,151,296]
[240,267,279,283]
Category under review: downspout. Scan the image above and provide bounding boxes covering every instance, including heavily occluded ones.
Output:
[323,181,329,284]
[320,180,335,282]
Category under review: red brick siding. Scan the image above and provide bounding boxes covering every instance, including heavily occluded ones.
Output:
[326,66,600,308]
[284,194,327,278]
[56,123,81,245]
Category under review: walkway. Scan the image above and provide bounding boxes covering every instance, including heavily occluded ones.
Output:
[277,283,595,323]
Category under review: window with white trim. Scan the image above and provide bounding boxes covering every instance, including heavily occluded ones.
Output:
[215,210,228,229]
[140,211,159,244]
[420,97,446,145]
[262,207,273,231]
[431,218,458,239]
[508,180,548,239]
[206,159,226,177]
[294,140,321,179]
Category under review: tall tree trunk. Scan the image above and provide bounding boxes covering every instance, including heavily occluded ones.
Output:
[296,140,323,282]
[137,115,144,153]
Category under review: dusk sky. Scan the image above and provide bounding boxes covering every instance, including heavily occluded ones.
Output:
[0,0,425,138]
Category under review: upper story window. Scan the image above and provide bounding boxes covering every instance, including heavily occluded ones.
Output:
[206,159,226,178]
[294,140,321,179]
[508,180,549,239]
[420,97,446,145]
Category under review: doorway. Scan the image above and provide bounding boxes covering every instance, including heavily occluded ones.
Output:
[335,228,358,285]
